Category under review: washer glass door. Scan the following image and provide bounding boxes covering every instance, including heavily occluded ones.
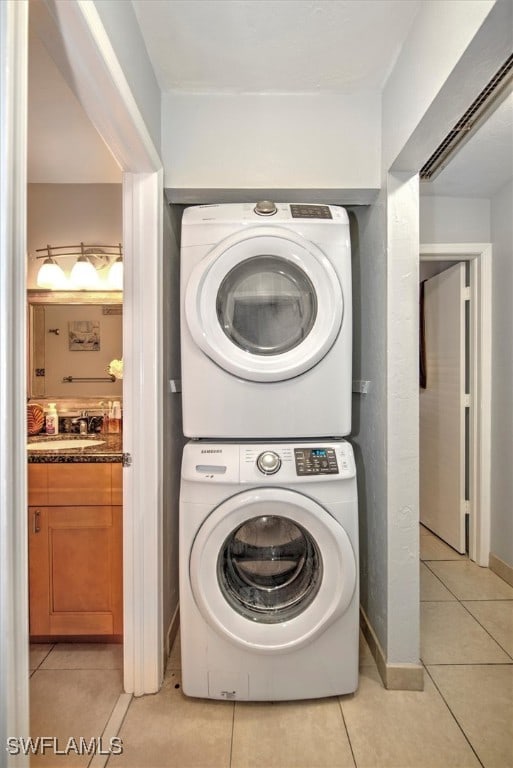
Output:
[216,256,317,357]
[218,515,322,623]
[185,227,343,382]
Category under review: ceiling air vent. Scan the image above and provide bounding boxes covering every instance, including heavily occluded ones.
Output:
[420,53,513,181]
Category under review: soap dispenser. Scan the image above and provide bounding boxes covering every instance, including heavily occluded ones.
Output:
[45,403,59,435]
[109,401,121,434]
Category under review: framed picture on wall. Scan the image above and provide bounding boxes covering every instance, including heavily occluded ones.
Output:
[68,320,101,351]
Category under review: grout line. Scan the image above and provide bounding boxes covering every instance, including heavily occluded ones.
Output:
[420,661,513,666]
[228,700,236,768]
[423,665,485,768]
[422,562,462,600]
[88,692,132,768]
[458,601,513,661]
[421,562,461,601]
[337,696,357,768]
[30,643,55,672]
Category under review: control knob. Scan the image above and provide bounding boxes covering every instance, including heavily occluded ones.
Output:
[256,450,281,475]
[254,200,277,216]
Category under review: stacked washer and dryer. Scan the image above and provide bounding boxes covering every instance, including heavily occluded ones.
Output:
[179,202,359,701]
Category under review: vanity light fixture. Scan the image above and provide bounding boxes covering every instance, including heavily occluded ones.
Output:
[36,255,68,289]
[34,243,123,290]
[107,254,123,290]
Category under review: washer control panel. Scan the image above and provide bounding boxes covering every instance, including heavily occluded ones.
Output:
[294,447,338,475]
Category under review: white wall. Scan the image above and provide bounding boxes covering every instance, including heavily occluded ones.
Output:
[93,0,161,154]
[420,195,491,243]
[490,179,513,569]
[27,184,122,288]
[385,173,420,665]
[162,92,380,202]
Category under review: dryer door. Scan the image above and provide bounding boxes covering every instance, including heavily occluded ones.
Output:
[185,226,343,382]
[190,488,356,653]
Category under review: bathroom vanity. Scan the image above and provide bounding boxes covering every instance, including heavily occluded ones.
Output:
[28,435,123,639]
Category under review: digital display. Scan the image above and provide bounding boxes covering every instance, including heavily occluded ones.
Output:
[290,204,333,219]
[294,446,338,475]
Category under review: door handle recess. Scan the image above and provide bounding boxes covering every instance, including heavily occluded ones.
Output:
[33,510,41,534]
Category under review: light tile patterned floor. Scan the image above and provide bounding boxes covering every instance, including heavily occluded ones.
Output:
[28,526,513,768]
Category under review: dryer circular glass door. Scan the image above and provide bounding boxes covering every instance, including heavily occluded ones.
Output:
[185,227,343,382]
[189,488,356,653]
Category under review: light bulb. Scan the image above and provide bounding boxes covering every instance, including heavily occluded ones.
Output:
[70,255,100,289]
[108,256,123,290]
[36,258,68,289]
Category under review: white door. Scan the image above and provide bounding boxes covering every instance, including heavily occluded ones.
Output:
[420,263,467,552]
[185,227,343,382]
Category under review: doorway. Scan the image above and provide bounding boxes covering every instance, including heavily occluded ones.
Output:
[419,243,492,567]
[2,0,164,742]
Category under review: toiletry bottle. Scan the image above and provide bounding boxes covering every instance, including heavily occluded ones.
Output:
[101,407,109,434]
[111,401,121,434]
[45,403,59,435]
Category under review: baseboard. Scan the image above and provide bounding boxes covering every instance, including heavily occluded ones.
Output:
[165,603,180,663]
[360,607,424,691]
[489,553,513,588]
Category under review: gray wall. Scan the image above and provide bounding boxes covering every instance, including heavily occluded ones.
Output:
[349,199,388,652]
[490,180,513,569]
[162,202,185,653]
[420,195,491,243]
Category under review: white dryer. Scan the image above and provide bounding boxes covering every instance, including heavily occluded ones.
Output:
[179,439,359,701]
[180,202,352,438]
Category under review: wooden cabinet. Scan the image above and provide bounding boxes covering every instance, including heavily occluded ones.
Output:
[28,463,122,639]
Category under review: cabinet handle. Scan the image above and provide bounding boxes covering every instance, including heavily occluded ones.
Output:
[33,510,41,534]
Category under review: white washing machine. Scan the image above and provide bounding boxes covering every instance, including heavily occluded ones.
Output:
[179,439,359,701]
[180,202,352,438]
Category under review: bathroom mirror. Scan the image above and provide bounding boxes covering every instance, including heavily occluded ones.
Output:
[28,290,123,399]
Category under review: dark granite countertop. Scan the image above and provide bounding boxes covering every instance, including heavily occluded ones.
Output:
[27,433,123,463]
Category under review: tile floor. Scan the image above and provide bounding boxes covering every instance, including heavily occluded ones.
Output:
[29,526,513,768]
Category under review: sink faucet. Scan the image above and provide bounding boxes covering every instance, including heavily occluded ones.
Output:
[79,410,88,434]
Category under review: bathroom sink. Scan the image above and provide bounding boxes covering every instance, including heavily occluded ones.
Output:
[27,439,106,451]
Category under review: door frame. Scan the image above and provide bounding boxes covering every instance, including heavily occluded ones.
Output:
[39,0,164,696]
[1,0,30,753]
[2,6,164,753]
[420,243,492,566]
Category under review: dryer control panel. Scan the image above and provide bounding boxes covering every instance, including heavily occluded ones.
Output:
[294,447,338,475]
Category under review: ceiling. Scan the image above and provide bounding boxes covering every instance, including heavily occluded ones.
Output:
[131,0,420,93]
[420,91,513,198]
[28,0,512,199]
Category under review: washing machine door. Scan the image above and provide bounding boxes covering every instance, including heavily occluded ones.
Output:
[190,488,356,653]
[185,226,343,382]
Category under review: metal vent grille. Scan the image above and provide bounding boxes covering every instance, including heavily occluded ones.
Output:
[420,53,513,180]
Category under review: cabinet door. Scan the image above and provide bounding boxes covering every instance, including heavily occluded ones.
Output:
[29,505,123,637]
